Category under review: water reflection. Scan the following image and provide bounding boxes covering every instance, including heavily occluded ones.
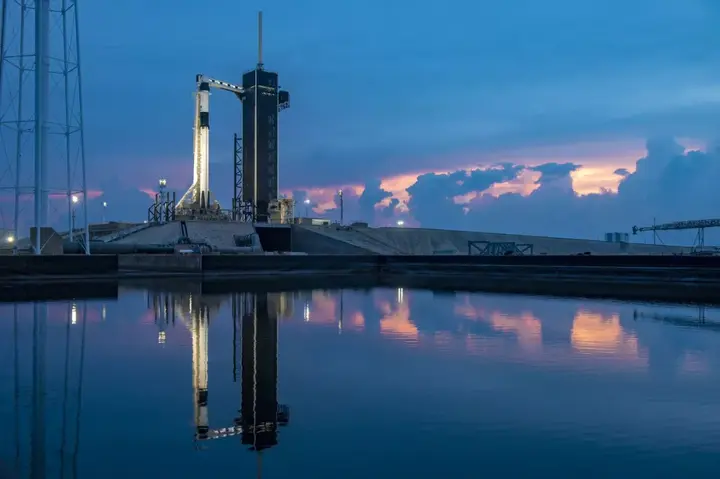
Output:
[4,302,88,479]
[292,289,720,376]
[3,289,720,477]
[148,292,290,455]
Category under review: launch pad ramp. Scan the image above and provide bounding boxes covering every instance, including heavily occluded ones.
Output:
[296,225,690,256]
[113,221,261,251]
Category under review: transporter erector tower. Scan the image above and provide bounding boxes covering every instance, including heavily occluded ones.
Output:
[176,11,289,221]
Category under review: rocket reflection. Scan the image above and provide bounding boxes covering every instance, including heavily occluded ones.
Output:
[148,291,290,454]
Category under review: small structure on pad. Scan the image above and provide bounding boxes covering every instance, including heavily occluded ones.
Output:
[605,232,629,243]
[174,221,213,254]
[148,188,178,223]
[468,241,534,256]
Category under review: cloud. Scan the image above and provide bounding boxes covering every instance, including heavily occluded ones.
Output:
[530,163,580,182]
[400,138,720,243]
[381,198,399,218]
[406,164,525,227]
[357,180,392,222]
[614,168,631,177]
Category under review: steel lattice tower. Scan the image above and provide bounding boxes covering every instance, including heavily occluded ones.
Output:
[0,0,90,254]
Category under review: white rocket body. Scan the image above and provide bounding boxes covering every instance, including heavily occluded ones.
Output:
[192,310,210,438]
[197,85,210,206]
[178,79,212,209]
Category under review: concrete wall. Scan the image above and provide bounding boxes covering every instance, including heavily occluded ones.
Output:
[291,225,374,254]
[0,254,118,276]
[29,227,64,254]
[118,254,202,272]
[203,253,379,273]
[256,225,292,252]
[4,253,720,287]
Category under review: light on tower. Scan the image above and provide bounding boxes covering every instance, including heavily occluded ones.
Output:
[71,195,79,204]
[397,220,405,226]
[6,235,14,243]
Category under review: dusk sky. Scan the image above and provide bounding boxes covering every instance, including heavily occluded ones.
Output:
[3,0,720,240]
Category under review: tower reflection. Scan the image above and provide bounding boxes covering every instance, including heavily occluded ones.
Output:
[239,293,290,451]
[8,301,88,479]
[149,291,290,456]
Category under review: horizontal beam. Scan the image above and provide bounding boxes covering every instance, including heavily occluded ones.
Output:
[633,218,720,234]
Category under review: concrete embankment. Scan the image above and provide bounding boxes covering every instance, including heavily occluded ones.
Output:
[295,225,691,255]
[2,253,720,285]
[2,253,720,303]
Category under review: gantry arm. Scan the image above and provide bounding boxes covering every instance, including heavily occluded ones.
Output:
[197,74,245,96]
[632,219,720,235]
[196,73,289,109]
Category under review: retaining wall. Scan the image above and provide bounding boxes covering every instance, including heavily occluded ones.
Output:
[291,225,373,254]
[0,254,118,276]
[202,254,379,273]
[3,253,720,284]
[118,254,202,272]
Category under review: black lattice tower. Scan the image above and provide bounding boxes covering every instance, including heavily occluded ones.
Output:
[0,0,90,253]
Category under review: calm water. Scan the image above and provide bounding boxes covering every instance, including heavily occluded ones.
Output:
[1,287,720,478]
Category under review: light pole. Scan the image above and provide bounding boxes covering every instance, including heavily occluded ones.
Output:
[71,195,79,241]
[102,201,108,223]
[303,198,310,217]
[6,234,16,255]
[338,190,343,225]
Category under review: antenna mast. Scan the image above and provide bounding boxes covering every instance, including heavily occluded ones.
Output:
[257,11,263,70]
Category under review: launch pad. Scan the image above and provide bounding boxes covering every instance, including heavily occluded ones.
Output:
[173,11,290,223]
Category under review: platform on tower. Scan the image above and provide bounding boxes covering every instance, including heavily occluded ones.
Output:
[175,201,228,221]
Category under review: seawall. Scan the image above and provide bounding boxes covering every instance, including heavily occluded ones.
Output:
[2,254,720,303]
[2,253,720,281]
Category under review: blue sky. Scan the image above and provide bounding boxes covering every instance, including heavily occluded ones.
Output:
[2,0,720,240]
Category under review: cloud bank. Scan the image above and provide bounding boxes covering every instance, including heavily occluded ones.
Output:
[295,138,720,244]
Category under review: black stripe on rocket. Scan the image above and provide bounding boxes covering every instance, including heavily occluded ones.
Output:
[199,81,210,128]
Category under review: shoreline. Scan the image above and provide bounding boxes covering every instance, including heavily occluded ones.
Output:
[1,256,720,304]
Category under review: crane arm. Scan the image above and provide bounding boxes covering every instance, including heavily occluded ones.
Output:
[196,74,245,96]
[196,73,290,109]
[632,218,720,235]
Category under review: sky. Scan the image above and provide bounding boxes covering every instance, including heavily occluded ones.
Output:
[1,0,720,241]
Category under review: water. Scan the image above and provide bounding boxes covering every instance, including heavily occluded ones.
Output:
[1,287,720,478]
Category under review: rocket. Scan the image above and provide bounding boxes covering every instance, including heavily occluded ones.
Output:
[192,309,210,440]
[196,80,210,209]
[177,75,212,210]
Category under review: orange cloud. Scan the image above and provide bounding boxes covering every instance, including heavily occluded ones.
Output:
[279,138,707,214]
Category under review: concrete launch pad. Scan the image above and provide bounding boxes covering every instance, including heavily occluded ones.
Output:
[290,225,690,256]
[109,220,259,251]
[96,220,690,256]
